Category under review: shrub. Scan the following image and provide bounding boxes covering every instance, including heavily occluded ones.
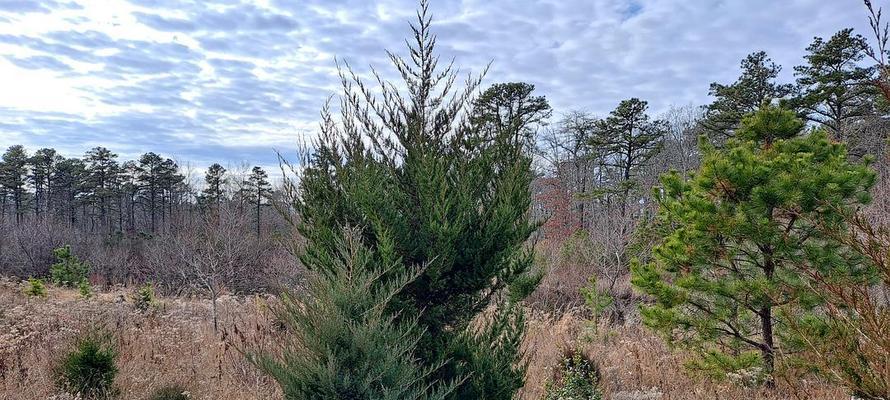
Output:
[133,283,156,312]
[24,277,47,298]
[55,331,118,399]
[50,245,90,288]
[147,385,190,400]
[580,276,613,322]
[783,211,890,398]
[78,280,93,299]
[543,350,603,400]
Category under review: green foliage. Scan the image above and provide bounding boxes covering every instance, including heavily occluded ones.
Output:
[50,245,90,288]
[290,2,541,398]
[133,283,156,312]
[509,251,544,303]
[734,104,805,144]
[200,162,227,208]
[591,98,667,198]
[632,104,875,382]
[147,385,190,400]
[24,277,47,298]
[251,229,455,400]
[542,350,602,400]
[580,276,613,321]
[55,331,118,399]
[470,81,551,147]
[702,52,794,141]
[78,280,93,299]
[792,28,876,140]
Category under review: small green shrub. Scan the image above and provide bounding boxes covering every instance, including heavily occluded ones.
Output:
[50,245,90,288]
[543,350,602,400]
[24,277,47,298]
[580,276,613,320]
[56,331,118,399]
[147,385,189,400]
[78,280,93,299]
[133,283,156,312]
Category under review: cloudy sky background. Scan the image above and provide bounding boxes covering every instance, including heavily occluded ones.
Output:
[0,0,875,173]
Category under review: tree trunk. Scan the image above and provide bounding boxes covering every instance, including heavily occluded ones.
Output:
[761,244,776,388]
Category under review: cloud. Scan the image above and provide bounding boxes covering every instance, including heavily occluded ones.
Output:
[7,55,72,71]
[0,0,876,172]
[0,1,81,14]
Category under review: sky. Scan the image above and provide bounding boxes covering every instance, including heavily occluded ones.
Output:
[0,0,876,173]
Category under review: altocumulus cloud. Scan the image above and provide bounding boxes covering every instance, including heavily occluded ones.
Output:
[0,0,875,170]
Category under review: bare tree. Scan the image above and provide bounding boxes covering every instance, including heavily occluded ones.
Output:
[145,204,266,332]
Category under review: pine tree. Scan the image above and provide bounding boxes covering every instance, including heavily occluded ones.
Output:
[84,147,120,234]
[0,145,30,224]
[135,153,183,233]
[137,153,164,233]
[591,98,666,220]
[702,52,794,141]
[52,158,86,227]
[290,2,539,397]
[120,161,140,233]
[157,158,184,231]
[29,148,61,221]
[632,105,875,385]
[793,28,877,142]
[201,163,227,212]
[470,82,551,148]
[244,166,271,236]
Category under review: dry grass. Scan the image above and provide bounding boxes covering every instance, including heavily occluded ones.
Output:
[0,279,848,400]
[0,279,280,400]
[521,310,848,400]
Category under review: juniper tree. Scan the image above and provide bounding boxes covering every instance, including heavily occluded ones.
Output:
[632,105,875,385]
[793,28,876,142]
[290,2,539,397]
[253,229,456,400]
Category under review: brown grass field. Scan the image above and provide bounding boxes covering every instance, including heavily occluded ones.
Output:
[0,279,848,400]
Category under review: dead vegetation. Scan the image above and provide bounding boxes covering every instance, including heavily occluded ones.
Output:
[0,279,848,400]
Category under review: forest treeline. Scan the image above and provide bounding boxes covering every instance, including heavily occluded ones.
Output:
[0,144,298,292]
[2,0,890,399]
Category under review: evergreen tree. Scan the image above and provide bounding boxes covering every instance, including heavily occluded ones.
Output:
[29,148,61,221]
[470,81,551,148]
[120,161,140,233]
[84,147,120,234]
[52,158,87,226]
[291,2,538,397]
[702,52,794,141]
[136,152,185,233]
[793,28,877,142]
[591,98,666,220]
[632,105,875,385]
[252,228,455,400]
[157,158,184,231]
[244,166,271,236]
[0,145,30,224]
[201,163,227,212]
